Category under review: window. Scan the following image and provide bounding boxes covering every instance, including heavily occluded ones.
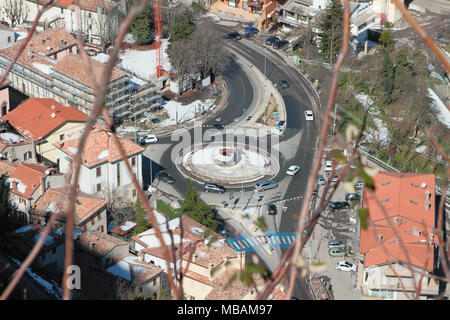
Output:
[411,183,419,188]
[96,183,101,192]
[100,225,104,233]
[60,134,64,141]
[98,213,101,221]
[7,36,11,43]
[83,224,86,232]
[131,157,136,167]
[23,199,26,206]
[91,217,94,225]
[381,181,390,186]
[132,189,137,197]
[61,8,64,14]
[96,167,101,177]
[410,200,418,205]
[24,151,32,160]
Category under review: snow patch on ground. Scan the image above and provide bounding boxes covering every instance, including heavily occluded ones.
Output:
[97,149,109,160]
[106,260,131,280]
[428,88,450,129]
[32,63,54,75]
[123,33,136,44]
[415,145,428,154]
[159,99,215,126]
[92,53,110,64]
[118,39,172,80]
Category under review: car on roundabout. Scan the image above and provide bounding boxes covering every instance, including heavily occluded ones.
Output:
[204,182,226,193]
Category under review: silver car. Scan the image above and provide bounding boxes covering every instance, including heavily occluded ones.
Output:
[255,180,278,191]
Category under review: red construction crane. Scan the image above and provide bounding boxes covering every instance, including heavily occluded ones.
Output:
[154,0,163,78]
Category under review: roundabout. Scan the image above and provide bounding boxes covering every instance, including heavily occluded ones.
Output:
[176,142,280,188]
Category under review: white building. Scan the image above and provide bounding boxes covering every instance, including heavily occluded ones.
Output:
[54,124,144,202]
[23,0,122,47]
[0,24,16,49]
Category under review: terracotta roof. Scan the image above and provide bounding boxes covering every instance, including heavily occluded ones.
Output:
[31,0,119,12]
[54,123,144,168]
[0,28,77,78]
[30,188,107,225]
[53,54,125,88]
[0,132,30,152]
[77,230,129,257]
[205,268,266,300]
[360,172,436,270]
[110,220,137,236]
[183,240,237,269]
[8,163,56,199]
[0,159,19,177]
[2,98,87,141]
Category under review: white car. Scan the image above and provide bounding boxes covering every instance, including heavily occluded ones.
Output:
[336,261,357,272]
[286,165,301,176]
[324,160,332,173]
[304,110,314,121]
[142,134,158,144]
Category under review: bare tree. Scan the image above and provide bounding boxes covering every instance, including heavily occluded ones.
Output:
[1,0,29,27]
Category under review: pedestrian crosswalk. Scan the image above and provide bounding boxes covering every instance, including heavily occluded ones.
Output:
[226,232,297,252]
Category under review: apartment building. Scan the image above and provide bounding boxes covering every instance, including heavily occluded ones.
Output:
[0,23,16,49]
[54,124,144,202]
[2,98,87,164]
[7,163,66,224]
[357,172,444,299]
[30,187,108,234]
[0,132,35,164]
[0,27,161,123]
[23,0,122,47]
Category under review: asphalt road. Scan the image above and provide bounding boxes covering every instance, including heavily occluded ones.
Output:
[145,28,320,299]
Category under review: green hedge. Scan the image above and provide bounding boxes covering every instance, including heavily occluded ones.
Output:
[156,199,180,220]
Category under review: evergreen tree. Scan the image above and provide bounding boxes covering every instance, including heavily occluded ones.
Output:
[130,5,154,45]
[380,50,395,101]
[134,197,150,234]
[170,9,195,41]
[318,0,343,65]
[179,181,218,230]
[379,30,391,48]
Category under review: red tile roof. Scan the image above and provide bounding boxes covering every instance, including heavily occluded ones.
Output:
[53,54,125,88]
[2,98,87,141]
[54,124,144,168]
[0,159,19,177]
[0,28,77,78]
[77,230,129,257]
[30,187,107,225]
[8,163,56,199]
[360,172,436,270]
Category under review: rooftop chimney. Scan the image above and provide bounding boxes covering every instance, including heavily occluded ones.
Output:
[60,40,66,48]
[208,263,214,281]
[40,176,46,195]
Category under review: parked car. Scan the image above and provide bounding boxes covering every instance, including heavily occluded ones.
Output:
[328,240,346,249]
[286,165,301,176]
[304,110,314,121]
[151,118,161,124]
[267,203,277,215]
[255,179,278,191]
[336,261,357,272]
[140,134,158,144]
[317,174,326,185]
[278,80,289,89]
[329,248,346,257]
[244,26,259,35]
[324,160,333,173]
[345,193,361,201]
[328,201,351,212]
[355,181,364,190]
[204,182,226,193]
[273,39,289,49]
[225,32,242,41]
[265,36,280,45]
[155,171,175,184]
[331,175,338,182]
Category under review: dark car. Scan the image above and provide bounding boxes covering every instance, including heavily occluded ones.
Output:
[151,118,161,124]
[0,20,9,27]
[273,39,289,49]
[267,203,277,215]
[244,26,259,35]
[211,123,224,130]
[345,193,361,201]
[155,171,175,184]
[204,182,226,193]
[328,201,351,212]
[265,36,280,46]
[226,32,242,41]
[278,80,289,89]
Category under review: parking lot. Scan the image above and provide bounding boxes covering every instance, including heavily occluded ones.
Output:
[306,159,363,300]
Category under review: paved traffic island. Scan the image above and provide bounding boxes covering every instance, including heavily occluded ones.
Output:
[175,142,279,188]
